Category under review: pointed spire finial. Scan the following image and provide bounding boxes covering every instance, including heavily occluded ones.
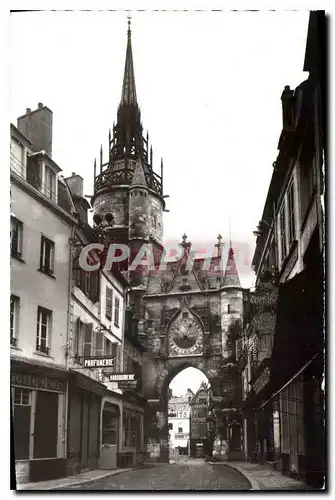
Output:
[94,158,97,182]
[127,12,131,36]
[108,128,111,144]
[120,13,137,105]
[182,233,187,244]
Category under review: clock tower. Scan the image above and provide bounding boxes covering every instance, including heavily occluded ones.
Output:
[90,19,244,463]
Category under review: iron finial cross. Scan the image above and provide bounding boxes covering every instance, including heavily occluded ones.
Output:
[215,234,222,247]
[182,233,188,244]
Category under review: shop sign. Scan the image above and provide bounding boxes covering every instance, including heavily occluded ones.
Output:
[253,366,271,394]
[84,357,115,368]
[251,312,276,335]
[212,396,223,402]
[109,373,135,382]
[118,379,138,390]
[11,371,65,392]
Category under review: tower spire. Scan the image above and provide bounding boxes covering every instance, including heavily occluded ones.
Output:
[120,14,137,106]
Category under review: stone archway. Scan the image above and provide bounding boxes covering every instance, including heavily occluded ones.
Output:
[152,357,222,463]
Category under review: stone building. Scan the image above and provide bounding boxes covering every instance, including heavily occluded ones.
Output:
[168,390,193,457]
[90,20,245,462]
[189,385,209,458]
[240,11,325,488]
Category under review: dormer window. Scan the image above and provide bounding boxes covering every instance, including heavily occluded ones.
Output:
[44,165,57,201]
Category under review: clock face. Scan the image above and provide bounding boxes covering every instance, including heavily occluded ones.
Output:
[168,308,203,357]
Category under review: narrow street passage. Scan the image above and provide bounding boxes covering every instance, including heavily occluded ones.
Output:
[70,461,251,490]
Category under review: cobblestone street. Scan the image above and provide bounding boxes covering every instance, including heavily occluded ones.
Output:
[69,461,251,491]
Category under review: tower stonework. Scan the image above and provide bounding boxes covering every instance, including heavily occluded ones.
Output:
[91,20,244,462]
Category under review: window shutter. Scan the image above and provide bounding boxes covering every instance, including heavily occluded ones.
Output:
[116,343,122,371]
[83,323,93,358]
[105,338,112,357]
[95,330,104,357]
[74,317,81,356]
[40,237,44,270]
[106,287,113,319]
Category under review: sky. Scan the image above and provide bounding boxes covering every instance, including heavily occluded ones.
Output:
[169,367,208,397]
[9,10,310,290]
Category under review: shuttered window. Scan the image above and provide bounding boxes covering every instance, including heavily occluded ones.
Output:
[106,287,113,319]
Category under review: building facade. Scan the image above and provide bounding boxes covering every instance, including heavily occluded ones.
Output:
[10,105,143,484]
[189,385,209,458]
[10,106,77,484]
[168,391,193,456]
[240,12,325,488]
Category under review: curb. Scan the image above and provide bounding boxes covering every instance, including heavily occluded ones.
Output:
[53,468,134,490]
[18,468,134,491]
[209,462,261,490]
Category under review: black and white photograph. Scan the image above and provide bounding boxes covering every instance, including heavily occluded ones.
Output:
[8,4,326,491]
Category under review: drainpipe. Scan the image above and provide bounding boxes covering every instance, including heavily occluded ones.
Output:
[63,222,77,462]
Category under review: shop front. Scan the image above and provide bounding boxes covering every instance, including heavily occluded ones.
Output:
[66,371,106,476]
[120,396,145,466]
[11,360,67,484]
[245,360,276,465]
[270,258,324,487]
[99,397,121,470]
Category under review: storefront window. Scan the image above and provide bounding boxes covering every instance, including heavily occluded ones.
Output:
[13,387,31,460]
[102,404,119,446]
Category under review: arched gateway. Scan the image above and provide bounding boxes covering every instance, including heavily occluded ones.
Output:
[139,245,245,462]
[90,20,245,462]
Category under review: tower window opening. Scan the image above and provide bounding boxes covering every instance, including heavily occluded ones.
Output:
[182,312,188,319]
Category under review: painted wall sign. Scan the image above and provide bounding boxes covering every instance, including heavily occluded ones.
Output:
[118,380,138,389]
[84,357,115,368]
[11,371,65,392]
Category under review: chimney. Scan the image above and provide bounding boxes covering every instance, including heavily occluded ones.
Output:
[65,173,84,198]
[17,103,53,157]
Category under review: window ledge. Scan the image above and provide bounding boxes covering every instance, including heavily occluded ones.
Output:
[34,350,53,359]
[11,253,25,263]
[38,268,56,279]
